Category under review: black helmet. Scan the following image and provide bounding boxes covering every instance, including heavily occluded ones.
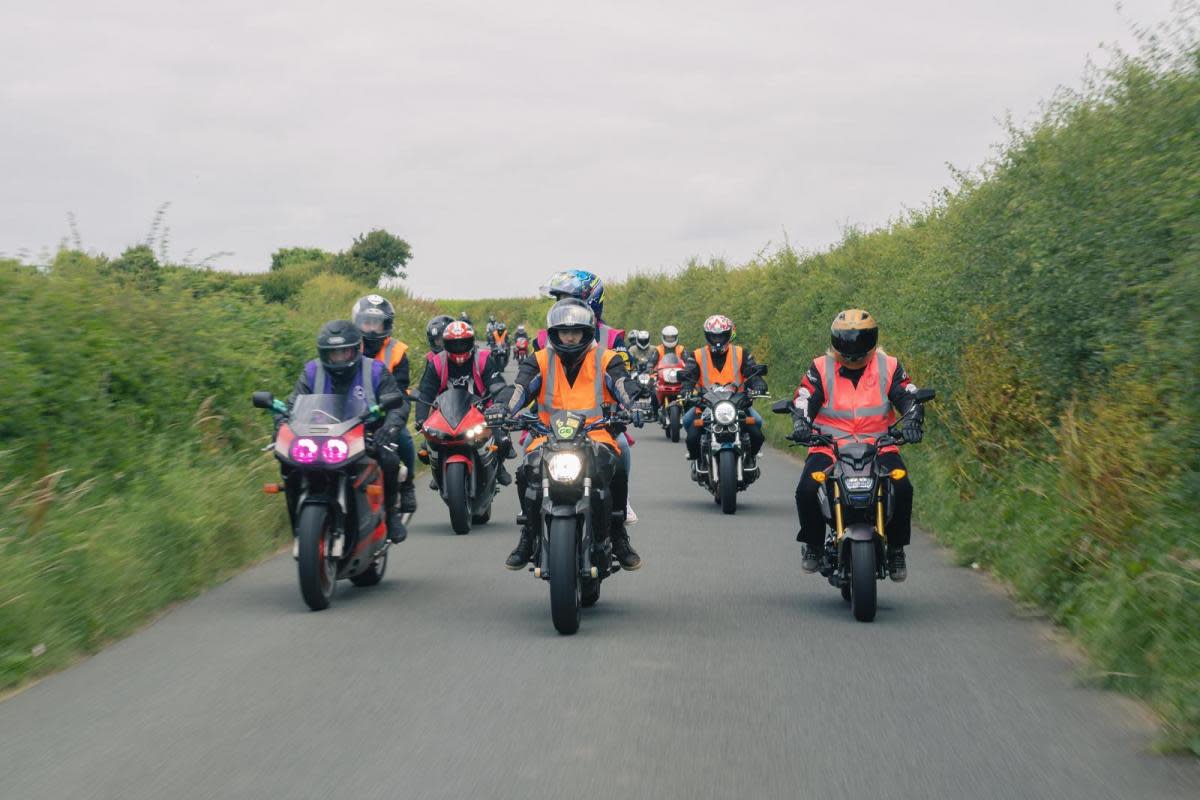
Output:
[829,309,879,368]
[316,319,362,380]
[497,322,507,332]
[426,314,454,353]
[546,298,596,364]
[350,294,395,357]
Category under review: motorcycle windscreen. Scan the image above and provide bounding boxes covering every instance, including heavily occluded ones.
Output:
[658,353,682,368]
[433,387,477,430]
[289,394,369,436]
[548,410,587,441]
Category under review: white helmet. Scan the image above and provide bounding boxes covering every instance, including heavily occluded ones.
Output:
[661,325,679,347]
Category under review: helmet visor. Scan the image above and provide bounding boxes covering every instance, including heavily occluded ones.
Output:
[444,337,474,356]
[831,327,878,361]
[547,302,595,329]
[354,311,389,335]
[705,330,732,350]
[322,344,360,364]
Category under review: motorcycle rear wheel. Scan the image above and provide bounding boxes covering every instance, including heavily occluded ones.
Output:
[850,539,878,622]
[297,505,337,611]
[668,404,681,443]
[548,517,581,635]
[445,461,472,535]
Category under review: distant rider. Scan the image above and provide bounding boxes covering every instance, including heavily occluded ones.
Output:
[426,314,455,354]
[627,330,655,367]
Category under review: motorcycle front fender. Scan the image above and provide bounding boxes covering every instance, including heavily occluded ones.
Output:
[842,522,877,542]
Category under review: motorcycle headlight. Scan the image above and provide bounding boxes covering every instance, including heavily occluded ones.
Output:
[844,476,874,491]
[663,368,679,382]
[713,401,738,425]
[320,437,349,464]
[638,374,652,385]
[546,453,583,483]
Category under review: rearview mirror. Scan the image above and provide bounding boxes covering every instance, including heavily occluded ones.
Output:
[252,391,275,410]
[914,388,936,403]
[378,392,406,411]
[771,398,793,415]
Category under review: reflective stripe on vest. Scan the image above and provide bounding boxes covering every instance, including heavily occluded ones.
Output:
[429,349,489,395]
[813,350,895,438]
[312,357,377,406]
[696,345,743,388]
[540,344,608,417]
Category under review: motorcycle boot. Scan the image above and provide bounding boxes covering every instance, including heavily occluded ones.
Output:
[399,480,418,515]
[505,525,536,570]
[496,462,513,486]
[387,505,408,543]
[610,525,642,570]
[801,543,820,573]
[887,546,907,582]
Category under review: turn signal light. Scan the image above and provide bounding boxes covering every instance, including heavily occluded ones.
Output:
[743,417,757,425]
[693,418,705,428]
[812,471,827,484]
[890,469,907,480]
[262,483,282,494]
[367,485,384,500]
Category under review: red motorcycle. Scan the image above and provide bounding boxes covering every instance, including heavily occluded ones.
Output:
[513,334,530,361]
[655,352,685,442]
[419,387,502,534]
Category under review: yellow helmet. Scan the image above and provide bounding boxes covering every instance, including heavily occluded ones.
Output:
[829,309,878,368]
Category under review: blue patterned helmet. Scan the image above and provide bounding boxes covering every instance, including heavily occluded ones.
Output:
[541,269,605,322]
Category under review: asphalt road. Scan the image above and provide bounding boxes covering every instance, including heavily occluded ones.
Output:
[2,409,1198,799]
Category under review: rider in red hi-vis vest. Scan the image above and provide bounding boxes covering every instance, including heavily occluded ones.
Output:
[489,298,644,572]
[788,309,925,581]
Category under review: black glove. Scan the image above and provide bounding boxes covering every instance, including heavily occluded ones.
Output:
[901,417,924,444]
[787,415,813,442]
[484,405,509,426]
[376,424,402,445]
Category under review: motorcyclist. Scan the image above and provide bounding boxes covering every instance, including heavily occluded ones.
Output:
[489,298,643,571]
[485,313,498,338]
[426,314,455,354]
[459,311,472,324]
[627,330,655,367]
[680,315,768,477]
[788,309,922,581]
[491,321,508,349]
[415,320,513,485]
[282,320,409,543]
[352,294,418,518]
[649,325,685,367]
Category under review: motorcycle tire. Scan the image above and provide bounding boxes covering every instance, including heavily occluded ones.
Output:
[296,505,336,611]
[850,539,877,622]
[668,404,681,443]
[445,462,472,535]
[718,450,738,515]
[548,517,581,635]
[350,549,388,587]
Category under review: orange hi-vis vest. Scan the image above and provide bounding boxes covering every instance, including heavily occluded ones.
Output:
[657,343,685,360]
[532,344,619,451]
[811,349,899,457]
[693,345,744,388]
[493,329,507,345]
[374,337,409,373]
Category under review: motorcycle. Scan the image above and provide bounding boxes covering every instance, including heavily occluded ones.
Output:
[772,388,935,622]
[655,353,685,442]
[253,389,406,611]
[498,407,631,635]
[491,333,510,370]
[632,360,657,422]
[418,387,502,535]
[512,335,530,362]
[687,365,768,514]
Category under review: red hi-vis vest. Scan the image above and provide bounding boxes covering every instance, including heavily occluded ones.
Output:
[810,349,899,457]
[426,348,492,395]
[693,345,744,388]
[531,344,619,451]
[375,337,409,373]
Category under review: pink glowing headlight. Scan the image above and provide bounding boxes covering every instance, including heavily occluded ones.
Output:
[291,438,319,464]
[321,438,350,464]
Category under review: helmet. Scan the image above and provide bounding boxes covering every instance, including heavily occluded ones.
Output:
[661,325,679,347]
[516,324,527,336]
[541,269,605,322]
[546,298,596,364]
[443,320,476,366]
[703,314,735,354]
[489,313,496,323]
[350,294,395,357]
[830,309,878,368]
[426,314,454,352]
[316,319,363,380]
[635,330,651,347]
[459,311,471,323]
[497,322,507,332]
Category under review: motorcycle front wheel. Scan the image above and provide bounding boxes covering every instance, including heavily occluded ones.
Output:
[668,404,681,443]
[296,504,337,611]
[718,449,738,514]
[444,461,472,535]
[548,517,581,635]
[850,539,878,622]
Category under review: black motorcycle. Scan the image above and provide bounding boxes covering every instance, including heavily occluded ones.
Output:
[688,366,768,514]
[773,388,935,622]
[418,387,501,535]
[498,407,630,635]
[253,390,406,611]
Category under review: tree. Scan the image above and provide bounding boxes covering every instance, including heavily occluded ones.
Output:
[347,229,412,281]
[270,247,331,272]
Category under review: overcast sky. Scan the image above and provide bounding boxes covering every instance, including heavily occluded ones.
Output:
[0,1,1177,298]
